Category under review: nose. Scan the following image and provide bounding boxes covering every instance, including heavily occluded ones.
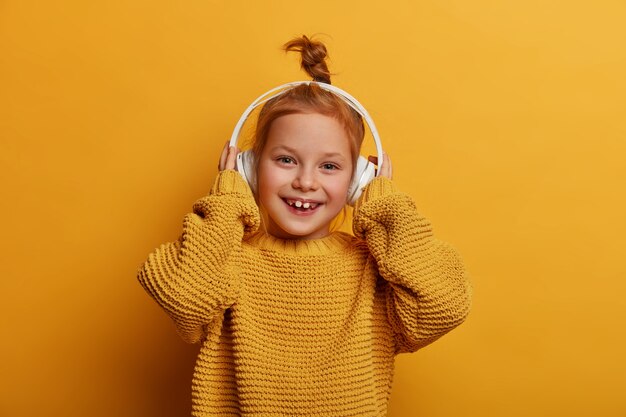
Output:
[292,166,319,192]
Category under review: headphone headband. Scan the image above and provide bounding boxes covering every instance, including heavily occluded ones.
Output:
[228,81,383,175]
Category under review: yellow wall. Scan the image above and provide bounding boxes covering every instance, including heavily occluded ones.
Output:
[2,1,625,416]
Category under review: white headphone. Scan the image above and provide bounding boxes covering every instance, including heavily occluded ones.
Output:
[229,81,384,206]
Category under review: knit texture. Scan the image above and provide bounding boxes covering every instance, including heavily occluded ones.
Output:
[138,169,472,416]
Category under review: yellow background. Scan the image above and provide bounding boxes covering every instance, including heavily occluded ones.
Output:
[2,1,625,416]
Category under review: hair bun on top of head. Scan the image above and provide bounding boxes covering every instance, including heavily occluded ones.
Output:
[284,35,332,84]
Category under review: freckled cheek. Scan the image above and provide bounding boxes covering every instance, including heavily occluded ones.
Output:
[260,171,291,191]
[328,177,352,200]
[257,169,291,200]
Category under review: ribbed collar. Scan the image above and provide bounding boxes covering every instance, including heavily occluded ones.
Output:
[244,231,354,256]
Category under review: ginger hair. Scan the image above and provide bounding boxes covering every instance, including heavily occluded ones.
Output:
[251,35,365,173]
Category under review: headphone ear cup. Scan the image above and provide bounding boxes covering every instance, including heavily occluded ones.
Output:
[236,150,257,193]
[347,156,376,206]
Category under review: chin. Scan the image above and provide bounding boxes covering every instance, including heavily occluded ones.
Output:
[270,224,328,240]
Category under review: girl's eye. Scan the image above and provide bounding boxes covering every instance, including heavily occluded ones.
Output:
[322,163,339,171]
[277,156,295,164]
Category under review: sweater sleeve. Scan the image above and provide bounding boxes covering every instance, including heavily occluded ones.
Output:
[137,170,260,344]
[352,177,472,354]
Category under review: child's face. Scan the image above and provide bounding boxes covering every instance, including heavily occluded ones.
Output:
[257,112,353,240]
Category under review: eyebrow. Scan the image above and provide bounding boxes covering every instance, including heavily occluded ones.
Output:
[270,145,347,160]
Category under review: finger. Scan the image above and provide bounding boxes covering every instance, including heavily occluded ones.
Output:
[225,146,238,171]
[379,153,389,177]
[380,152,392,179]
[219,141,229,171]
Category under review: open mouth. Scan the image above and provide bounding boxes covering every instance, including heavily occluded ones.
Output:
[283,198,322,212]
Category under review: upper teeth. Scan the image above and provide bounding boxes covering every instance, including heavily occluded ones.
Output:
[288,199,316,209]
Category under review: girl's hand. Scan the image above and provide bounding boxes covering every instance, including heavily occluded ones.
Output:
[368,152,393,179]
[219,141,239,171]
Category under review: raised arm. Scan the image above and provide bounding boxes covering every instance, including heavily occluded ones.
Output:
[353,176,472,354]
[137,169,260,343]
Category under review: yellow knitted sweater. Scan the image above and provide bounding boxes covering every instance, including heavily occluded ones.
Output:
[138,170,471,416]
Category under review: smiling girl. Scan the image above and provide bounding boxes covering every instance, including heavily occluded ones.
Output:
[138,35,472,416]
